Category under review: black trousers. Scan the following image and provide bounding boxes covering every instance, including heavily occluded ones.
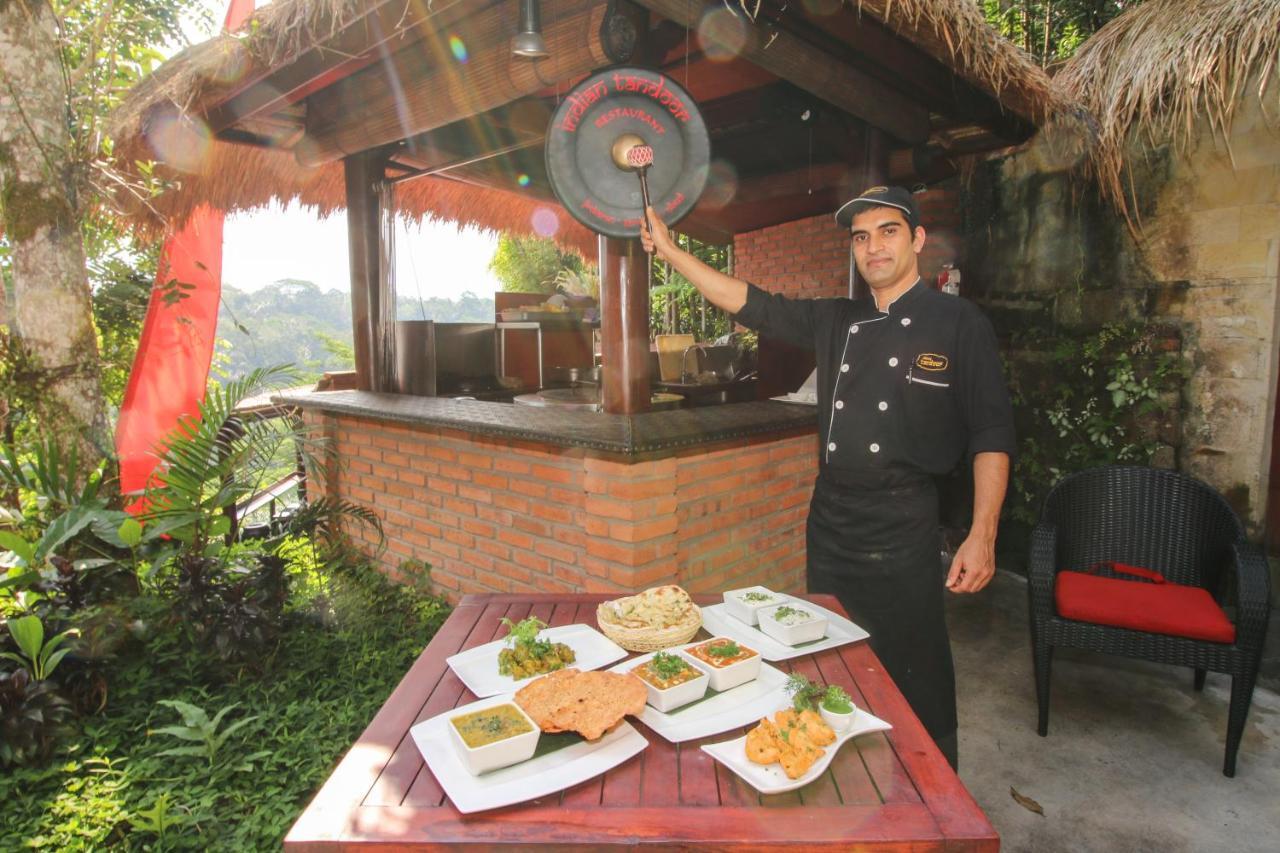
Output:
[806,468,958,753]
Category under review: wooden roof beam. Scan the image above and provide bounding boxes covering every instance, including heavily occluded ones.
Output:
[205,0,490,135]
[632,0,930,144]
[298,0,609,167]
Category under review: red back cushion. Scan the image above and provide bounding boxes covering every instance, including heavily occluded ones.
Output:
[1055,570,1236,644]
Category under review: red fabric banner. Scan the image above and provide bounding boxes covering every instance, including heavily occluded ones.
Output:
[115,205,224,499]
[224,0,255,31]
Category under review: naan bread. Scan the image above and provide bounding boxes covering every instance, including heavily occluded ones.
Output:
[514,668,647,741]
[599,585,697,629]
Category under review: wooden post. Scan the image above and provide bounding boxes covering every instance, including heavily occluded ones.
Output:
[599,236,651,414]
[344,150,386,391]
[849,127,891,300]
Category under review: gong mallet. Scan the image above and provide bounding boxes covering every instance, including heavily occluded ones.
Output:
[611,134,655,238]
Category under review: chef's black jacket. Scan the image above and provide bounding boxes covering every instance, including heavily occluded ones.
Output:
[735,279,1015,475]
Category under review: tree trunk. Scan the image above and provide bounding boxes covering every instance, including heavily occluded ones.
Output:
[0,0,108,467]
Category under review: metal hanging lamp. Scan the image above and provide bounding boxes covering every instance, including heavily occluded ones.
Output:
[511,0,549,58]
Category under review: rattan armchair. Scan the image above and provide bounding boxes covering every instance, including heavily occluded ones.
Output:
[1028,465,1272,777]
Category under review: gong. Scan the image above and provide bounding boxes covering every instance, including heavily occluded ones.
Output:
[546,67,710,239]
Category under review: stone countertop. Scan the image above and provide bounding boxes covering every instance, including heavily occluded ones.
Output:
[275,389,817,456]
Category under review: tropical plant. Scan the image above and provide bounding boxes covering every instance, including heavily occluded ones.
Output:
[1004,321,1183,527]
[1,615,77,682]
[489,234,589,294]
[151,699,265,769]
[649,234,733,340]
[0,668,74,767]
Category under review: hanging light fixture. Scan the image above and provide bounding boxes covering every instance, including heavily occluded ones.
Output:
[511,0,549,58]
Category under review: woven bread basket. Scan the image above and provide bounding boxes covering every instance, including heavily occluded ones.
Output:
[596,602,702,653]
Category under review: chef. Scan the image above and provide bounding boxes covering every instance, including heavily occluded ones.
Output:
[639,186,1015,769]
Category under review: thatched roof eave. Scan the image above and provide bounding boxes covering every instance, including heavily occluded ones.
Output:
[1048,0,1280,216]
[109,0,1065,240]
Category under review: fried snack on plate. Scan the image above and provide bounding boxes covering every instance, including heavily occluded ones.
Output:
[744,707,837,779]
[514,668,647,741]
[746,718,782,764]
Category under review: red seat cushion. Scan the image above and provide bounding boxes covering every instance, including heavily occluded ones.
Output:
[1055,569,1236,644]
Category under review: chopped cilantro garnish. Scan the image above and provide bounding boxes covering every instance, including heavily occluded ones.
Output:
[650,652,688,678]
[706,640,741,658]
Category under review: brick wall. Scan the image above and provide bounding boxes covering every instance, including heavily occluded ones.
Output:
[304,410,817,600]
[733,187,964,298]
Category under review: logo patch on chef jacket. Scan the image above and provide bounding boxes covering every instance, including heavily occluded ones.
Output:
[915,353,949,372]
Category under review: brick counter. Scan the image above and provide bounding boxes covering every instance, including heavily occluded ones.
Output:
[280,391,818,599]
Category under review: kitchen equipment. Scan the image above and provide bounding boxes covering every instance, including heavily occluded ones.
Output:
[544,365,601,387]
[394,320,498,397]
[514,388,683,412]
[655,334,696,382]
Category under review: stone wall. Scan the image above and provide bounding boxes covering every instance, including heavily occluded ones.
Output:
[962,87,1280,534]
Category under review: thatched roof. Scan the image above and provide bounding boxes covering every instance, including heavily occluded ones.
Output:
[109,0,1060,247]
[1052,0,1280,217]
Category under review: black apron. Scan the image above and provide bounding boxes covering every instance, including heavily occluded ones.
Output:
[805,467,957,740]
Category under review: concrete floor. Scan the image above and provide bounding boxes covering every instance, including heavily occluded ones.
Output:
[948,571,1280,853]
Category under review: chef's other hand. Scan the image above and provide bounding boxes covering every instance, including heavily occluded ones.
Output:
[945,534,995,594]
[639,206,675,259]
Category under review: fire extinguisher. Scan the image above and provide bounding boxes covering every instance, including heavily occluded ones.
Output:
[938,263,961,296]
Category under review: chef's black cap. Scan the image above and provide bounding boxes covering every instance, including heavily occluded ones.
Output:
[834,185,920,230]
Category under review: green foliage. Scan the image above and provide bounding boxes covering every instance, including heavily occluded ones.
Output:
[151,700,264,769]
[489,234,588,294]
[980,0,1141,66]
[649,234,733,341]
[0,669,74,768]
[0,559,451,849]
[1005,321,1184,526]
[2,615,77,682]
[216,280,496,380]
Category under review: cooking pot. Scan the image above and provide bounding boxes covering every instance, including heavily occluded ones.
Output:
[544,365,601,387]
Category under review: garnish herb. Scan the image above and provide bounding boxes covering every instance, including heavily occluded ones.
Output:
[785,673,826,712]
[741,592,773,603]
[650,651,688,678]
[706,640,741,658]
[501,616,553,657]
[773,605,808,621]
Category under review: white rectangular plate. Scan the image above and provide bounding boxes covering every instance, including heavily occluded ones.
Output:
[609,653,788,743]
[411,694,647,814]
[701,706,893,794]
[446,623,627,698]
[700,598,869,661]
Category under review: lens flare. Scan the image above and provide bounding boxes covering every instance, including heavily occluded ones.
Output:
[698,7,749,62]
[517,173,531,187]
[700,159,739,211]
[449,36,468,63]
[145,109,212,174]
[531,207,559,237]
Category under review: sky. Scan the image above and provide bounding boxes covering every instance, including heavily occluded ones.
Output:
[181,1,503,300]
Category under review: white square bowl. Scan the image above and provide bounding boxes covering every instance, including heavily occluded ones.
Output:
[722,586,787,626]
[446,700,541,776]
[681,637,762,692]
[757,603,828,646]
[627,653,711,713]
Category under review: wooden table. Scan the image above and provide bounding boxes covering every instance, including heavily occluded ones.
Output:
[285,594,998,851]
